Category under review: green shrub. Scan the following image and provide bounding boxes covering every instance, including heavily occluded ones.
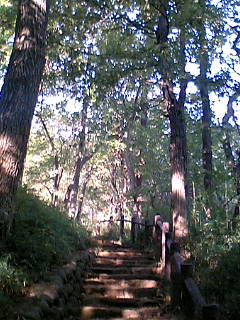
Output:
[0,188,89,299]
[101,222,119,241]
[10,188,89,277]
[0,254,29,295]
[189,218,240,320]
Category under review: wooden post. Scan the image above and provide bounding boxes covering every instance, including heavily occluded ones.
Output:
[120,215,124,239]
[153,215,161,239]
[170,241,181,256]
[97,222,100,237]
[170,241,183,307]
[181,263,195,316]
[202,304,219,320]
[131,216,136,243]
[162,222,169,272]
[181,263,193,279]
[144,218,149,243]
[152,215,162,261]
[165,231,172,281]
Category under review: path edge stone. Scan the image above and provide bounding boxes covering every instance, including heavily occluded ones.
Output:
[10,249,96,320]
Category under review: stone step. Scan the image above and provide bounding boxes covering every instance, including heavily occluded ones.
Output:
[91,266,158,275]
[88,273,160,281]
[83,285,160,299]
[100,246,134,251]
[80,305,166,320]
[84,278,159,288]
[86,318,171,320]
[82,295,160,308]
[97,251,154,259]
[77,244,168,319]
[94,258,155,266]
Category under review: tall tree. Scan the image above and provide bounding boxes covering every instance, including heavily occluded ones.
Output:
[198,0,213,193]
[0,0,50,238]
[222,88,240,226]
[36,111,64,206]
[155,1,188,242]
[64,99,92,218]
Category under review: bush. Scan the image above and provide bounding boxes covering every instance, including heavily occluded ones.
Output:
[189,218,240,320]
[0,188,89,297]
[101,222,119,241]
[0,254,29,295]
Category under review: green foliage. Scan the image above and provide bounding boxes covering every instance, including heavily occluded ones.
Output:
[189,217,240,320]
[0,0,17,71]
[101,222,119,241]
[0,254,28,296]
[11,188,89,277]
[0,188,89,301]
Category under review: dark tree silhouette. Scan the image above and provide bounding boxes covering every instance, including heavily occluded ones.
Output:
[155,12,169,44]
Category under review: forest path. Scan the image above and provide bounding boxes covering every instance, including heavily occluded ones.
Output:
[77,241,172,320]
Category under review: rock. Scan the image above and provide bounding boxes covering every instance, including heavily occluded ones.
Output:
[73,282,81,294]
[65,283,74,296]
[75,267,83,279]
[17,306,42,320]
[57,297,65,308]
[57,268,67,283]
[7,250,93,319]
[63,262,76,280]
[44,306,62,320]
[38,299,51,313]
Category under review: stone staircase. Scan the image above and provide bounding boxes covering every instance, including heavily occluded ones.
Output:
[79,242,171,320]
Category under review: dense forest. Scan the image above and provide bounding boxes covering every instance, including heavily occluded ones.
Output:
[0,0,240,319]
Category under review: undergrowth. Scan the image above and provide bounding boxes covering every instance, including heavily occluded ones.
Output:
[189,217,240,320]
[0,188,89,307]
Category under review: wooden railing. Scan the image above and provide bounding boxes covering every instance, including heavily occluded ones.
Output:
[97,215,153,244]
[98,215,219,320]
[160,218,220,320]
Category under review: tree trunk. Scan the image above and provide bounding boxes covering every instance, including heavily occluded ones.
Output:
[37,113,63,206]
[64,100,90,218]
[161,76,188,242]
[0,0,50,237]
[75,167,92,221]
[222,90,240,228]
[169,105,188,242]
[124,126,143,219]
[123,86,146,219]
[64,154,92,218]
[109,161,121,216]
[200,65,212,192]
[158,17,188,243]
[53,159,63,206]
[198,2,213,192]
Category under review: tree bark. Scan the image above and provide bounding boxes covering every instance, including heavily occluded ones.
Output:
[123,85,146,219]
[222,89,240,227]
[198,2,213,192]
[75,166,93,221]
[37,113,63,206]
[159,20,188,243]
[200,67,212,191]
[161,76,188,242]
[0,0,50,237]
[63,104,97,218]
[64,153,92,218]
[109,161,120,216]
[124,119,143,219]
[64,100,89,218]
